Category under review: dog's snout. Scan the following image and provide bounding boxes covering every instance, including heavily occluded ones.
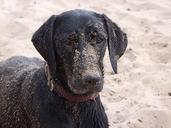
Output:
[84,75,101,85]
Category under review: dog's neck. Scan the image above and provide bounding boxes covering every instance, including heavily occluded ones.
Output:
[44,63,99,102]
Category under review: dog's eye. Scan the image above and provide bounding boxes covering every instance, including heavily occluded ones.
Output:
[67,34,77,46]
[96,36,105,45]
[89,31,97,42]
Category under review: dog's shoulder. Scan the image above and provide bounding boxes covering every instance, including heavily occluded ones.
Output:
[0,55,46,98]
[0,56,44,69]
[0,56,43,76]
[0,56,44,88]
[0,56,47,127]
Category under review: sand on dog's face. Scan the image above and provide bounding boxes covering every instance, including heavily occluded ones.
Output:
[0,0,171,128]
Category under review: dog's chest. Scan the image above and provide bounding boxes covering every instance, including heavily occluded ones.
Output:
[33,77,108,128]
[38,101,108,128]
[65,103,81,127]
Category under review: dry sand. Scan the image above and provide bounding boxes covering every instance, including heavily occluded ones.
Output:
[0,0,171,127]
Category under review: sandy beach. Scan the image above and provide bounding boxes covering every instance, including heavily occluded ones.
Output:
[0,0,171,127]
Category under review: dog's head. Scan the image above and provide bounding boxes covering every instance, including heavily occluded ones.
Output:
[32,9,127,96]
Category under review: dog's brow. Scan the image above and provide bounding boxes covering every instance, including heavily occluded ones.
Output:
[87,20,100,27]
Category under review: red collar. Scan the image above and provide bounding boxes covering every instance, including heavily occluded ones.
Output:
[45,64,99,102]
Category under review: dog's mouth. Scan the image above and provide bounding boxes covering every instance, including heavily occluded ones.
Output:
[51,80,99,102]
[67,81,103,95]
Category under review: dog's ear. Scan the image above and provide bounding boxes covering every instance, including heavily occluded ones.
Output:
[103,14,128,73]
[31,15,57,77]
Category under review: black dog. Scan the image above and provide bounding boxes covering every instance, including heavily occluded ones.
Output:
[0,9,127,128]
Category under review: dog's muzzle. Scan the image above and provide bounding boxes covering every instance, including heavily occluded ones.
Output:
[44,63,99,102]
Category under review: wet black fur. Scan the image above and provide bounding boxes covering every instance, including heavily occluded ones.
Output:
[0,56,108,128]
[0,9,127,128]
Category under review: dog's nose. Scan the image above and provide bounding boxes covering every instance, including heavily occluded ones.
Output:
[84,75,101,85]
